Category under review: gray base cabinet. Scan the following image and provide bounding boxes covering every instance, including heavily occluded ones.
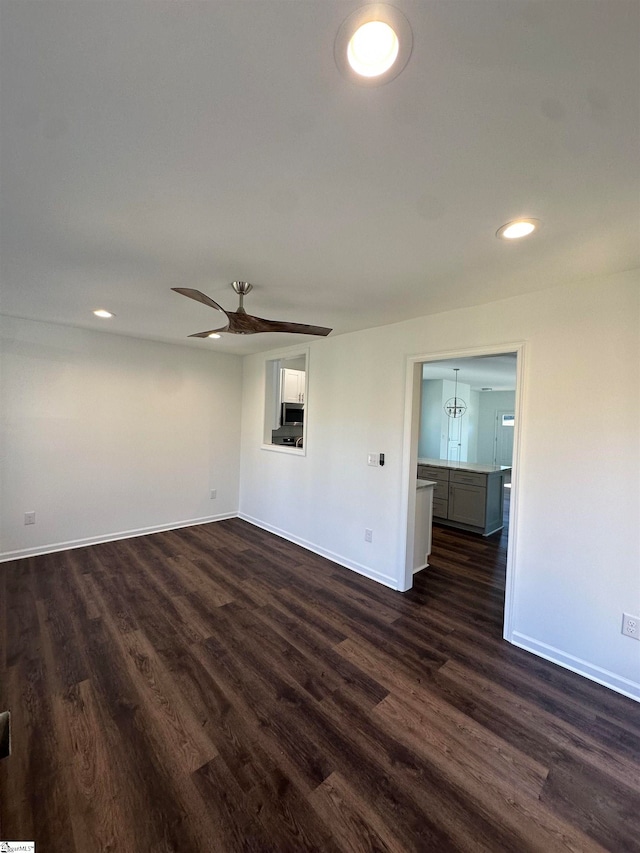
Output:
[417,462,507,536]
[449,482,486,527]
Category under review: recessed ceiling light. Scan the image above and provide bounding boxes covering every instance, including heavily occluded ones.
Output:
[348,21,399,77]
[207,333,221,339]
[496,219,540,240]
[335,4,413,86]
[93,309,114,318]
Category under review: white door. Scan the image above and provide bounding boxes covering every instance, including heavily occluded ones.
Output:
[446,414,462,462]
[494,410,514,466]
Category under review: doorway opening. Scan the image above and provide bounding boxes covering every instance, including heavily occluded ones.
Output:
[400,345,524,643]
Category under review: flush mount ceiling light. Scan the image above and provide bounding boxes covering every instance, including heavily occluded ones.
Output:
[93,309,114,318]
[496,218,541,240]
[207,333,221,339]
[335,4,413,86]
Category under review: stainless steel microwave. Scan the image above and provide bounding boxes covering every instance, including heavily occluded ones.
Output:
[281,403,304,426]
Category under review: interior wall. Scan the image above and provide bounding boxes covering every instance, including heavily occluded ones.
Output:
[476,390,517,464]
[443,378,471,462]
[283,355,306,371]
[0,316,243,558]
[466,389,480,463]
[418,380,442,458]
[239,269,640,700]
[419,378,474,462]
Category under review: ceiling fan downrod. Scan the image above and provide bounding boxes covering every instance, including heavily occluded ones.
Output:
[231,281,252,314]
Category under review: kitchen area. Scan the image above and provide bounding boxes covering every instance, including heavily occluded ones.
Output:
[418,458,508,536]
[413,355,516,573]
[270,360,306,449]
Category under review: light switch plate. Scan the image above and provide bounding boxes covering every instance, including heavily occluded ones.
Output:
[367,453,378,466]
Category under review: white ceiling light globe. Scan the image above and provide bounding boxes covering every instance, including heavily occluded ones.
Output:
[347,20,399,77]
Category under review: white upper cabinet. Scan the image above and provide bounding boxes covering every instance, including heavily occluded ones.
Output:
[281,368,306,404]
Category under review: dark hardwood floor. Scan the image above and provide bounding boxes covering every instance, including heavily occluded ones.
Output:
[1,493,639,851]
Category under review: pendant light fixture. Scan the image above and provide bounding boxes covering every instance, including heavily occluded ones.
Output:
[444,368,467,419]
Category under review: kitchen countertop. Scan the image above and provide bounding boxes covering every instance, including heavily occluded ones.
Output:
[416,479,437,489]
[418,457,511,474]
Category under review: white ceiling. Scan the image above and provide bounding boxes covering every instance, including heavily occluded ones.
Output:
[422,354,516,391]
[1,1,638,355]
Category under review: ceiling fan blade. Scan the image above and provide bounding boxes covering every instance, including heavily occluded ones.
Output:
[226,312,332,336]
[172,287,228,315]
[172,284,331,338]
[188,323,230,338]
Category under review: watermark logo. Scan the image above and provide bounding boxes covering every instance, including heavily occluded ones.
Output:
[0,843,35,852]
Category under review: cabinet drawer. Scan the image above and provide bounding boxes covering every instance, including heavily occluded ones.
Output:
[433,497,448,518]
[418,465,450,482]
[450,470,486,488]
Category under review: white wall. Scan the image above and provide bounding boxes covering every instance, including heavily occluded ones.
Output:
[476,390,516,464]
[0,317,243,558]
[442,378,471,462]
[419,378,473,461]
[283,355,306,371]
[239,269,640,700]
[466,389,480,463]
[418,380,443,458]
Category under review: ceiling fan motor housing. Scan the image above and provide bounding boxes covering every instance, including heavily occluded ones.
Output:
[231,281,252,296]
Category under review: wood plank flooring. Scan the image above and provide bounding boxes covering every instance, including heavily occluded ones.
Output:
[1,498,640,851]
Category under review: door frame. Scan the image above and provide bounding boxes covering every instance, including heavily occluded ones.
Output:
[398,342,526,644]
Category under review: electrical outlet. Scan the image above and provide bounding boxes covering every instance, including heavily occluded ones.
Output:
[210,489,217,499]
[367,454,378,467]
[24,511,36,525]
[364,528,373,543]
[622,613,640,639]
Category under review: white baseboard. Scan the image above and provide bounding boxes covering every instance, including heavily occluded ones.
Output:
[238,513,399,590]
[0,512,237,563]
[510,631,640,703]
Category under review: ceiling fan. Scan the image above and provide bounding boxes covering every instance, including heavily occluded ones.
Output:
[172,282,332,338]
